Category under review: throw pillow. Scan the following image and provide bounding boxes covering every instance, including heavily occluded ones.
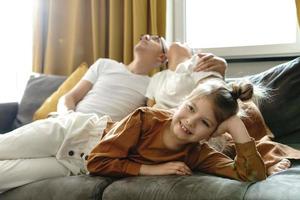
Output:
[32,63,88,121]
[13,74,66,129]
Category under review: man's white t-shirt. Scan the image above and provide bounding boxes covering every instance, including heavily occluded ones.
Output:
[75,58,150,121]
[146,55,222,109]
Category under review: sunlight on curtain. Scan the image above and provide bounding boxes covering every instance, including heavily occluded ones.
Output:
[0,0,34,103]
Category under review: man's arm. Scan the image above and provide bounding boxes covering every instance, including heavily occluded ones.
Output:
[57,80,93,114]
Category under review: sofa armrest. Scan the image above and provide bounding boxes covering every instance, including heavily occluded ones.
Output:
[0,102,18,134]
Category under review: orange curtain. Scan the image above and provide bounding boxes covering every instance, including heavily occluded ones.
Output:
[33,0,166,76]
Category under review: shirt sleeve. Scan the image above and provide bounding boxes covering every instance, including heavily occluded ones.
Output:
[81,59,104,84]
[145,73,160,100]
[195,139,267,182]
[87,108,144,177]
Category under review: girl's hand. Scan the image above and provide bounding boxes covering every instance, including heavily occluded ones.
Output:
[140,161,192,176]
[213,115,251,143]
[212,116,235,137]
[193,53,227,76]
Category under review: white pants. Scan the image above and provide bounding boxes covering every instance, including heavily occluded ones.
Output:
[0,112,108,192]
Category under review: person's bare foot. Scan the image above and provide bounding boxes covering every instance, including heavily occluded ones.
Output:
[267,159,291,176]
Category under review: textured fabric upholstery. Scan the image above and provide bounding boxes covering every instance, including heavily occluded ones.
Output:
[245,162,300,200]
[247,57,300,138]
[0,102,18,133]
[0,175,113,200]
[103,174,250,200]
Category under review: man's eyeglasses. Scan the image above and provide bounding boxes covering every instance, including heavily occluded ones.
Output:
[140,34,167,55]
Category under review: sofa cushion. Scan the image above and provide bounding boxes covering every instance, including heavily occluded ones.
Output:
[246,57,300,138]
[0,102,18,133]
[0,175,114,200]
[103,174,251,200]
[244,161,300,200]
[33,63,88,121]
[12,74,66,129]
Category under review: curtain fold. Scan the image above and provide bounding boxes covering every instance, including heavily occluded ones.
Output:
[33,0,166,76]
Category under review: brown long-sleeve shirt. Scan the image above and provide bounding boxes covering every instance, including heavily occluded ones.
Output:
[87,107,267,181]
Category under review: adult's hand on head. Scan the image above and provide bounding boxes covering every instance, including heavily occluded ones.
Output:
[193,53,227,76]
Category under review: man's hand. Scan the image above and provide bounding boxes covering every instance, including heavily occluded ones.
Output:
[193,53,227,77]
[57,80,93,114]
[139,161,192,176]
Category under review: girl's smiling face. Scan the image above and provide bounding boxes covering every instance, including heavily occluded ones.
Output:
[170,97,218,145]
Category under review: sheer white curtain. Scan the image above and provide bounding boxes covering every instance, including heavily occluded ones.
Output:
[0,0,34,103]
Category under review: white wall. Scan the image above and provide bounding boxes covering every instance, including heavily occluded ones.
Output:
[226,60,290,78]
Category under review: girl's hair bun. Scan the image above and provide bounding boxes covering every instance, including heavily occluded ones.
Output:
[230,81,253,101]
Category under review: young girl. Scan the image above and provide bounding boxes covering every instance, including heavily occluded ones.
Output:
[1,78,299,192]
[88,78,268,180]
[87,77,300,179]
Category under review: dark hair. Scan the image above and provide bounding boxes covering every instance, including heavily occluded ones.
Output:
[185,78,255,124]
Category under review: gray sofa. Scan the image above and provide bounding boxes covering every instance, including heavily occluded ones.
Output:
[1,57,300,200]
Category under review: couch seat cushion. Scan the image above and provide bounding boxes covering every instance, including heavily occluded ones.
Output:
[103,173,251,200]
[0,175,113,200]
[244,162,300,200]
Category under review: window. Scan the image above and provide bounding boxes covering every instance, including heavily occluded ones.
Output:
[167,0,300,59]
[0,1,34,103]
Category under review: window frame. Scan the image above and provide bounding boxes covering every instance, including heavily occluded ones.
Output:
[167,0,300,59]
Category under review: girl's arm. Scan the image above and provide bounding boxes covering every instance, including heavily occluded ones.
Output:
[87,109,145,177]
[196,141,266,182]
[140,161,192,176]
[195,116,267,181]
[88,107,193,177]
[216,115,252,144]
